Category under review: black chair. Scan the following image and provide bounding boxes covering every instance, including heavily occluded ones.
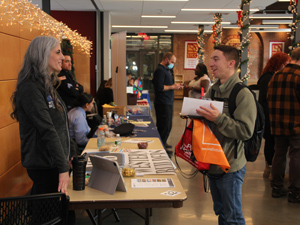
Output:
[0,193,69,225]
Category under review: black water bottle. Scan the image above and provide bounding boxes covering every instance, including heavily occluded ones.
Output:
[72,156,87,191]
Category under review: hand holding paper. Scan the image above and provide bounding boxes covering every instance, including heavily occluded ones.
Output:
[180,97,223,118]
[196,103,220,122]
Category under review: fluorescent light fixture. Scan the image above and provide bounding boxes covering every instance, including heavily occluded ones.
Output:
[262,19,292,24]
[222,25,279,29]
[250,28,291,32]
[250,14,293,19]
[251,25,279,28]
[126,0,189,2]
[142,15,176,18]
[277,0,290,2]
[171,21,230,24]
[223,25,239,29]
[181,8,259,12]
[165,29,213,33]
[112,25,168,28]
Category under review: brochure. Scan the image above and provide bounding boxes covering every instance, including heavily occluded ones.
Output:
[131,178,175,188]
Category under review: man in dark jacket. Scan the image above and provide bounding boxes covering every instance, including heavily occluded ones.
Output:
[57,55,83,111]
[152,52,183,155]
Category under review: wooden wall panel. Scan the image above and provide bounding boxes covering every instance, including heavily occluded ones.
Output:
[19,23,44,41]
[20,38,31,63]
[73,53,90,93]
[0,7,20,37]
[0,162,32,198]
[0,34,21,81]
[0,80,17,128]
[0,123,20,176]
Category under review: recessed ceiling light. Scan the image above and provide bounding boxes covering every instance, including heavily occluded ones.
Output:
[142,15,176,18]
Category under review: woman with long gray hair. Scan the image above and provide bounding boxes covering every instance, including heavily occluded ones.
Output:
[11,36,71,195]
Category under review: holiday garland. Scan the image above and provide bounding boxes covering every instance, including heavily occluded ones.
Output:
[238,0,251,82]
[288,0,300,51]
[212,13,222,46]
[197,25,205,63]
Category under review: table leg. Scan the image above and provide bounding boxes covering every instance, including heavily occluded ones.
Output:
[98,209,102,225]
[145,208,150,225]
[86,209,97,225]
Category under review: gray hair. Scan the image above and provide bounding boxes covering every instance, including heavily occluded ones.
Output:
[11,36,62,120]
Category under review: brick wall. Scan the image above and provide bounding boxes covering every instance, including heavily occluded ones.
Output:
[173,29,291,85]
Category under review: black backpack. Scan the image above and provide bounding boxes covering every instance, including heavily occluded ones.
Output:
[211,82,265,162]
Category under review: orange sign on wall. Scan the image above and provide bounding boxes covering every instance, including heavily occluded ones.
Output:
[269,41,285,58]
[184,40,198,70]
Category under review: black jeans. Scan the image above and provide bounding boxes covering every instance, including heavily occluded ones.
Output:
[264,135,275,165]
[27,168,76,225]
[154,103,173,146]
[27,168,59,194]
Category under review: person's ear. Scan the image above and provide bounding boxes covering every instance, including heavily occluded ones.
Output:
[228,60,235,68]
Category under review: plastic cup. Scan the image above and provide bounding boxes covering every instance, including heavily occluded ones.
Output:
[107,111,112,119]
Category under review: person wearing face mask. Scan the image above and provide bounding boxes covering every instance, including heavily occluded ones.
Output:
[152,52,183,156]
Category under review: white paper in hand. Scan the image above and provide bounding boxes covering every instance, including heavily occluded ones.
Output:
[180,97,224,117]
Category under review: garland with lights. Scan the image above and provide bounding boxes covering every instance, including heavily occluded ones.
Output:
[288,0,300,51]
[0,0,92,55]
[197,25,205,63]
[212,13,222,46]
[238,0,251,82]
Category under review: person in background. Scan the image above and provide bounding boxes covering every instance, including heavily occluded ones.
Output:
[186,63,211,98]
[257,52,291,179]
[267,47,300,203]
[196,45,256,224]
[126,73,132,86]
[95,78,114,117]
[57,54,83,111]
[152,52,183,155]
[10,36,71,195]
[128,78,134,86]
[68,93,96,149]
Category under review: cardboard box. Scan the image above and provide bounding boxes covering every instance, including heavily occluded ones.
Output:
[103,105,126,116]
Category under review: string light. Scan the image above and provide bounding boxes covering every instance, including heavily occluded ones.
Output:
[288,0,300,51]
[0,0,92,55]
[212,13,222,46]
[197,25,205,63]
[239,0,251,82]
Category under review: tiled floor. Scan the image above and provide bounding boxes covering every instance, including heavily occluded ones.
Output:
[75,99,300,225]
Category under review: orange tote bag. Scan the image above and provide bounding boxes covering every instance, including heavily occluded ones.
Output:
[192,119,230,173]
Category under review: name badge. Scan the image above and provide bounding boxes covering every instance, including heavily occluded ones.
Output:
[47,95,55,109]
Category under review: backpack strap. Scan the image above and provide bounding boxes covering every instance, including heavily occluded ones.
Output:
[228,82,246,117]
[211,88,215,100]
[228,82,247,158]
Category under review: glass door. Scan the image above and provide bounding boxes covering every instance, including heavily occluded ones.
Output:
[139,50,158,92]
[126,51,140,79]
